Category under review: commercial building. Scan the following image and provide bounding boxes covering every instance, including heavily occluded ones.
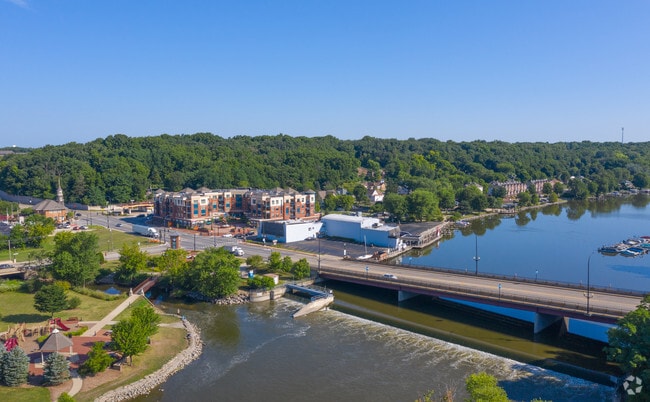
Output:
[320,214,401,250]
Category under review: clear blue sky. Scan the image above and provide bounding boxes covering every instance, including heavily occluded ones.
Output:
[2,0,649,147]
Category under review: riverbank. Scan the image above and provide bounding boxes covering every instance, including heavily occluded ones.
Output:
[92,317,202,402]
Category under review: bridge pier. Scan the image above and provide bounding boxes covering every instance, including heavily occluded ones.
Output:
[534,312,568,334]
[398,290,419,302]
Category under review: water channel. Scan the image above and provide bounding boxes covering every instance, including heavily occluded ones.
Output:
[136,196,649,401]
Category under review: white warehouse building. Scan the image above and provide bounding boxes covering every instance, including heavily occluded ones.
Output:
[257,220,323,244]
[320,214,401,249]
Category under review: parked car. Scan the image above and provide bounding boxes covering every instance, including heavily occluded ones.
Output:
[116,223,123,227]
[383,273,398,279]
[0,264,13,269]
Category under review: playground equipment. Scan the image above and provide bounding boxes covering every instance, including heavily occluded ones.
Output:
[49,318,70,331]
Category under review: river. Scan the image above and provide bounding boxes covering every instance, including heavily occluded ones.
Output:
[135,196,650,401]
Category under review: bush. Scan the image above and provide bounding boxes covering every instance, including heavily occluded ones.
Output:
[58,392,76,402]
[21,278,46,293]
[78,342,113,376]
[66,296,81,309]
[71,287,123,301]
[55,280,71,291]
[0,279,23,293]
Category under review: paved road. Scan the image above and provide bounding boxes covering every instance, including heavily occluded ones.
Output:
[316,258,643,322]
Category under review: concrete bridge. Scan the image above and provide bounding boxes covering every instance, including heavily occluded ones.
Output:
[316,261,645,334]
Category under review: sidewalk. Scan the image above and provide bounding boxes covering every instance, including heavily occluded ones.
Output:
[81,293,141,337]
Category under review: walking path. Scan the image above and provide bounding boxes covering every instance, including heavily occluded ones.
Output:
[68,370,83,397]
[81,293,141,337]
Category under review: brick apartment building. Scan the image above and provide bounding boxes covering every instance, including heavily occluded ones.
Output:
[153,187,318,228]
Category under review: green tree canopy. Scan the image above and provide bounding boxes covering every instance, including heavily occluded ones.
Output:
[50,231,101,287]
[292,258,311,280]
[606,295,650,399]
[116,243,149,284]
[79,342,113,376]
[184,247,240,299]
[34,284,69,318]
[43,352,70,385]
[1,346,29,386]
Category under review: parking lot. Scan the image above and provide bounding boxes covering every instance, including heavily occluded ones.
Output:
[279,237,389,260]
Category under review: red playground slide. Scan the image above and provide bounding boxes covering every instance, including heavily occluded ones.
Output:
[4,337,18,351]
[53,318,70,331]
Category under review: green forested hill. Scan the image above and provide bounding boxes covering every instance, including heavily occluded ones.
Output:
[0,133,649,206]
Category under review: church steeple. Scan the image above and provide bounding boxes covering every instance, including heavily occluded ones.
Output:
[56,177,64,204]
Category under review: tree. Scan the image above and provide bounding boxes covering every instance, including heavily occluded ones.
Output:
[465,372,509,402]
[605,295,650,400]
[111,319,148,365]
[156,248,188,277]
[1,346,29,386]
[268,252,282,272]
[131,305,161,338]
[352,184,369,203]
[280,256,293,273]
[292,258,311,280]
[116,243,149,284]
[336,194,356,211]
[248,275,275,290]
[246,254,265,270]
[383,193,407,221]
[43,352,70,385]
[79,342,113,376]
[50,231,101,287]
[34,284,69,318]
[185,247,240,299]
[407,189,441,221]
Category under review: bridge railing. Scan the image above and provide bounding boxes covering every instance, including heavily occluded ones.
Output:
[318,267,630,320]
[377,259,647,297]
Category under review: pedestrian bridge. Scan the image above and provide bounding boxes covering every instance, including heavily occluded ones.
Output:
[316,263,644,334]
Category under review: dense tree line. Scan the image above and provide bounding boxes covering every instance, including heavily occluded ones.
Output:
[1,134,649,210]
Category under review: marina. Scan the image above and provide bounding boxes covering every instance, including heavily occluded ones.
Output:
[598,236,650,257]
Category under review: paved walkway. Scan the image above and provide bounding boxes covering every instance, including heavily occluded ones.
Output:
[68,369,83,397]
[81,293,141,337]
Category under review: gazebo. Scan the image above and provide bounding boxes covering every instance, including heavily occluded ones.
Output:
[39,329,73,363]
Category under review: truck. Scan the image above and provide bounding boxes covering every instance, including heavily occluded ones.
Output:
[132,224,159,238]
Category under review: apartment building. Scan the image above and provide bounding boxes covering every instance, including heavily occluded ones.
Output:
[153,187,318,228]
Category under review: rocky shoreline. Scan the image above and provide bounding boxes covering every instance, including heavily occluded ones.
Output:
[94,317,203,402]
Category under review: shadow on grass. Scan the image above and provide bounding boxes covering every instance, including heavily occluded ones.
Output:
[3,313,50,324]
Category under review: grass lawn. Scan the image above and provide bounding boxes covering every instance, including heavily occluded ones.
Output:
[0,290,125,330]
[0,386,50,402]
[0,225,162,263]
[74,325,187,402]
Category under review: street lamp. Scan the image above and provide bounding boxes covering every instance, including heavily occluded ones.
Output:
[535,269,539,282]
[318,235,321,274]
[498,283,502,300]
[585,253,595,315]
[473,234,480,276]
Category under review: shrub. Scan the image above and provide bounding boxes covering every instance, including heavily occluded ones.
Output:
[71,287,122,301]
[66,296,81,309]
[79,342,113,376]
[58,392,76,402]
[55,280,71,291]
[0,279,23,293]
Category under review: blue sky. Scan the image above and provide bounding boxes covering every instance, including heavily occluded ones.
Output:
[1,1,649,147]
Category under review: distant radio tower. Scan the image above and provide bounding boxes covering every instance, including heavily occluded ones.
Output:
[621,127,624,143]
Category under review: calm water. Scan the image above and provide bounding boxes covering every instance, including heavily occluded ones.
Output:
[401,197,650,292]
[135,197,650,402]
